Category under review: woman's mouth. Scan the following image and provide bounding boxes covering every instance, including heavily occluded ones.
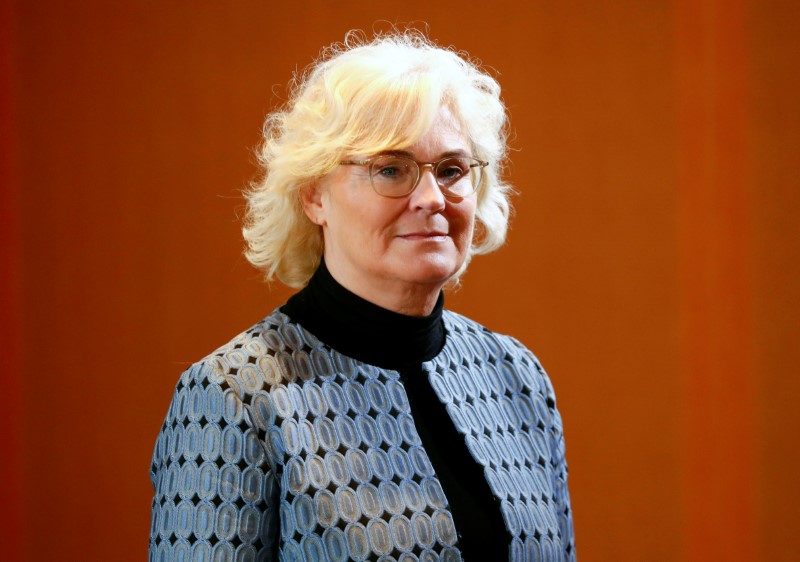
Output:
[399,231,448,241]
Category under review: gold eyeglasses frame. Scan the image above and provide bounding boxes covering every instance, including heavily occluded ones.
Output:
[339,155,489,199]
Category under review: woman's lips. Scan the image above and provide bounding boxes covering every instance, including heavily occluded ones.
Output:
[398,231,448,241]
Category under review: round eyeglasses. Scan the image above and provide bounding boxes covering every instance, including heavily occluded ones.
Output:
[339,155,488,199]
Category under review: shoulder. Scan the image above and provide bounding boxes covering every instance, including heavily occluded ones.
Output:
[441,309,555,397]
[442,309,542,365]
[167,305,361,417]
[196,307,301,368]
[185,306,328,385]
[154,307,326,470]
[163,307,320,423]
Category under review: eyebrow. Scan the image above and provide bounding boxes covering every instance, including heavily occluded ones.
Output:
[377,149,472,160]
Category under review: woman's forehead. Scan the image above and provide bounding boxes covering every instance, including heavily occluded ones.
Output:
[348,105,472,157]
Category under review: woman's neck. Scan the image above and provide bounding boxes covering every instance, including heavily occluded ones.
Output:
[323,259,445,317]
[281,259,445,370]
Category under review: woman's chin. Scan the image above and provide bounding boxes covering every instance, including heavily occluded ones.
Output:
[393,257,462,287]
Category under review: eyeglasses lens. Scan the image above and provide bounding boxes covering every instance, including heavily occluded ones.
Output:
[369,156,481,198]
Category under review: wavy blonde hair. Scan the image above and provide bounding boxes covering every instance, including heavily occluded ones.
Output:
[243,30,512,287]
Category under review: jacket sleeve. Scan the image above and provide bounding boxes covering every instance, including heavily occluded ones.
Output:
[537,357,577,561]
[148,362,280,561]
[508,336,577,561]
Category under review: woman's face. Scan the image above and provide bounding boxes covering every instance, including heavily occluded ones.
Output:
[304,106,477,314]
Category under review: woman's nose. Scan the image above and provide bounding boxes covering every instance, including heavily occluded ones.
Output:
[410,166,446,210]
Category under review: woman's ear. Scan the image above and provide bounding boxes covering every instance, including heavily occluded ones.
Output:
[300,182,327,226]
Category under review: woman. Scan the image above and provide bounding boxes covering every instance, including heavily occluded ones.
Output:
[149,31,575,561]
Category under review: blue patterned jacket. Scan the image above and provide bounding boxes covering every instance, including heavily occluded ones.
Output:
[149,309,575,561]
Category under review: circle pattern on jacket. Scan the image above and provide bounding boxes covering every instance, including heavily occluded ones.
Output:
[149,310,575,561]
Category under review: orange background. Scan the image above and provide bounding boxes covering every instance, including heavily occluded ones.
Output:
[2,1,799,560]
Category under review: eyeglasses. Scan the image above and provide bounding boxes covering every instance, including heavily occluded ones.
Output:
[339,154,488,199]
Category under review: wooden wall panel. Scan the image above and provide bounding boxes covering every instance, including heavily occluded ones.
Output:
[674,0,757,559]
[0,0,25,558]
[750,1,800,560]
[3,1,798,560]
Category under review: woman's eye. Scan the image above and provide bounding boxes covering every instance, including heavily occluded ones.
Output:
[373,160,410,181]
[379,166,400,177]
[438,162,467,181]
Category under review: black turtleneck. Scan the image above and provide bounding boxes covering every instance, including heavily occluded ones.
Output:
[281,259,445,369]
[281,260,509,559]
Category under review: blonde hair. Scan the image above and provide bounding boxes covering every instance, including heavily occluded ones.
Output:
[243,30,512,287]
